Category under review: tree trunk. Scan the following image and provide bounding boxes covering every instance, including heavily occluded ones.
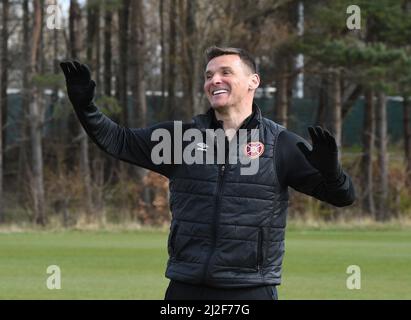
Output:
[159,0,167,114]
[179,0,199,120]
[1,0,8,154]
[89,1,104,222]
[29,0,46,226]
[178,0,189,120]
[286,55,294,124]
[69,0,82,59]
[118,0,130,126]
[95,4,102,95]
[29,91,46,226]
[116,0,131,178]
[104,1,112,97]
[51,0,59,115]
[403,95,411,188]
[375,92,388,221]
[17,0,31,207]
[103,0,121,192]
[129,0,149,204]
[86,0,97,65]
[0,0,9,223]
[316,76,327,126]
[167,0,177,120]
[92,157,105,225]
[330,70,342,161]
[275,57,288,127]
[67,0,81,173]
[342,84,362,120]
[360,90,375,216]
[187,0,200,116]
[130,0,147,128]
[70,0,93,219]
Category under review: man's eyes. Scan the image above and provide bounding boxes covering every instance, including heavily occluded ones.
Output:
[205,70,232,79]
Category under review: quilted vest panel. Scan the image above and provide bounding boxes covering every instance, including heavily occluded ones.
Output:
[165,116,288,288]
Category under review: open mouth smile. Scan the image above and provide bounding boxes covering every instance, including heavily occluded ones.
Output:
[212,89,229,96]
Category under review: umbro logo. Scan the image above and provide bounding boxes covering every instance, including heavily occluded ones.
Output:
[150,122,260,175]
[196,142,209,151]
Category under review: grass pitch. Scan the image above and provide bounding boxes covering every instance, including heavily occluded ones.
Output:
[0,228,410,299]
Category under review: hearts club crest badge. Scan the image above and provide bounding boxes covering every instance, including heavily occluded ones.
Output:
[244,142,264,159]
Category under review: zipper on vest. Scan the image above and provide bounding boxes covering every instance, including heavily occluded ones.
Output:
[202,162,228,283]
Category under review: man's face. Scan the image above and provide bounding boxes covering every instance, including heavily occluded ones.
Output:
[204,54,259,110]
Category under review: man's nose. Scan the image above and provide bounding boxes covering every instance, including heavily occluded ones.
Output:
[211,75,222,85]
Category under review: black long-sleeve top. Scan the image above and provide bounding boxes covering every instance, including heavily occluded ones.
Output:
[73,103,356,208]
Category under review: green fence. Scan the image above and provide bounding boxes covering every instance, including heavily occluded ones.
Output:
[6,93,405,147]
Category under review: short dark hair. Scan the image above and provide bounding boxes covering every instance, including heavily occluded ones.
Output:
[204,46,258,74]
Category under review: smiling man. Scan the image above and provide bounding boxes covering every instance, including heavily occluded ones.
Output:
[204,49,260,141]
[60,46,355,300]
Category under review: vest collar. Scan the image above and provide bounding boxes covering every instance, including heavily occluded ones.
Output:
[192,102,262,131]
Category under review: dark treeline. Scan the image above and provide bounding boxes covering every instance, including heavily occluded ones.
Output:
[0,0,411,226]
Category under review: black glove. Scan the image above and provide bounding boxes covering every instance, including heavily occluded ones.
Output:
[297,126,342,180]
[60,60,96,108]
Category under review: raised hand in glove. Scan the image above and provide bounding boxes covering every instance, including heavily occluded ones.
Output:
[60,60,96,108]
[296,126,342,181]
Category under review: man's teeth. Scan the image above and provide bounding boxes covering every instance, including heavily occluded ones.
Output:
[212,89,228,95]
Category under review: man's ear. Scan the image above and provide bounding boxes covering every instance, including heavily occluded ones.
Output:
[248,73,260,91]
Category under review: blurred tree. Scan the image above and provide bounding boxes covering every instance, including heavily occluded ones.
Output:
[376,92,388,220]
[274,0,299,128]
[361,89,376,216]
[129,0,149,196]
[103,0,112,97]
[69,0,82,58]
[294,1,354,148]
[315,77,328,126]
[359,0,411,219]
[116,0,131,182]
[167,0,177,120]
[404,95,411,188]
[17,0,31,209]
[129,0,147,128]
[29,0,46,225]
[51,0,59,122]
[159,0,167,112]
[85,0,106,221]
[399,0,411,189]
[0,0,9,223]
[70,0,93,220]
[296,0,411,218]
[117,0,130,126]
[1,0,8,155]
[0,0,410,225]
[86,0,98,67]
[178,0,200,119]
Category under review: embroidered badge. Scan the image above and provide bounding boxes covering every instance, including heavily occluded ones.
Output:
[244,142,264,159]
